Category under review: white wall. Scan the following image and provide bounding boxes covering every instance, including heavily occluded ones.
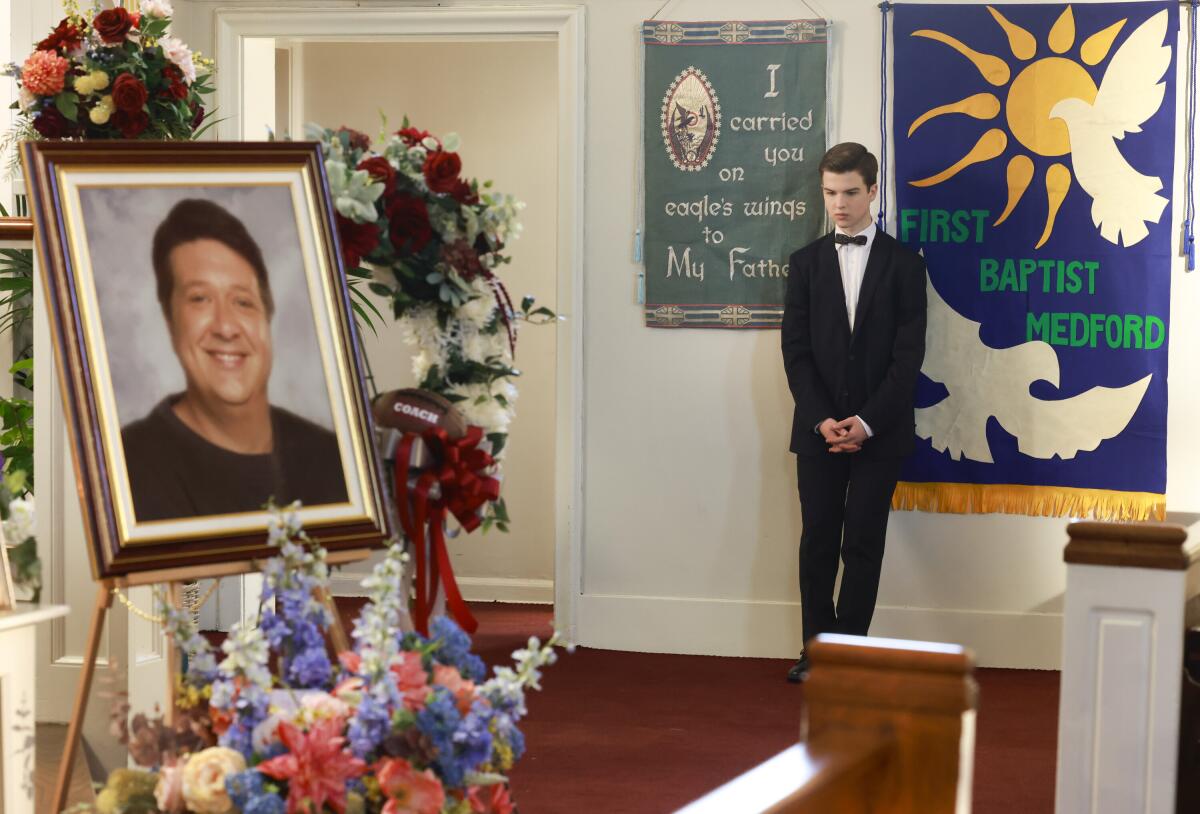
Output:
[292,40,560,602]
[180,0,1200,667]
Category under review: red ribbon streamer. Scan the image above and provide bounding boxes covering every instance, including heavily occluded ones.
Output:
[394,426,500,635]
[481,268,518,359]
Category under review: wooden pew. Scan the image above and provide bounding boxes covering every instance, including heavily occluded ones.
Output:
[1056,521,1191,814]
[677,635,977,813]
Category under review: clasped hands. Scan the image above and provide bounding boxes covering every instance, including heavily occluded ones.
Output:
[819,416,867,453]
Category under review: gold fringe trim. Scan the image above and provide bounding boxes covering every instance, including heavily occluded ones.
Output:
[892,481,1166,522]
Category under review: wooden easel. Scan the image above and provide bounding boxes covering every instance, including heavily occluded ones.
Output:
[50,548,370,814]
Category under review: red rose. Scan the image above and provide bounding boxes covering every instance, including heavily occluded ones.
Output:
[356,156,396,195]
[38,18,85,53]
[160,65,187,100]
[449,178,479,206]
[111,73,148,113]
[335,214,381,270]
[32,107,70,138]
[440,238,484,281]
[92,7,133,44]
[386,195,433,254]
[112,109,150,138]
[190,102,206,130]
[423,151,462,195]
[336,127,371,152]
[397,126,434,146]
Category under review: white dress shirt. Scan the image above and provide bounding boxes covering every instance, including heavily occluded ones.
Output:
[834,222,877,439]
[835,220,877,330]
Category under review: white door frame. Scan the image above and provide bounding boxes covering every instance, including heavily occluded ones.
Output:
[214,5,586,641]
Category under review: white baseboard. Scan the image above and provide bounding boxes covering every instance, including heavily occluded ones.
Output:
[328,571,373,597]
[328,572,554,605]
[577,593,1063,669]
[456,576,554,604]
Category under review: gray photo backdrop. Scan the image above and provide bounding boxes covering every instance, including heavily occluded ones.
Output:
[79,184,335,431]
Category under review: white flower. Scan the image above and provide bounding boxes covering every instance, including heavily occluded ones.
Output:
[442,132,461,152]
[141,0,174,18]
[412,349,433,382]
[428,206,460,243]
[182,748,245,814]
[159,36,196,83]
[462,330,501,364]
[460,281,497,329]
[326,161,383,223]
[17,87,35,113]
[4,497,34,546]
[421,136,440,151]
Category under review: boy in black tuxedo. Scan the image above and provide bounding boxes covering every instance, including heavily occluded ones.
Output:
[780,143,927,683]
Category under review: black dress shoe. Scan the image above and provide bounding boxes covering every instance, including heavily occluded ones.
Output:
[786,653,810,683]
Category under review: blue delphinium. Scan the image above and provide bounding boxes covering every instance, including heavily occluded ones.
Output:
[287,645,332,688]
[416,687,467,787]
[226,769,285,814]
[253,507,335,691]
[347,685,392,759]
[455,701,495,769]
[429,616,486,681]
[243,794,286,814]
[226,770,265,810]
[492,710,526,762]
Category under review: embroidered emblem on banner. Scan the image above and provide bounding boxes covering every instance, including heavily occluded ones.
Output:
[907,6,1170,249]
[661,67,721,171]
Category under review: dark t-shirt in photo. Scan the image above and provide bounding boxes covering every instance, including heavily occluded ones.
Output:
[121,395,348,521]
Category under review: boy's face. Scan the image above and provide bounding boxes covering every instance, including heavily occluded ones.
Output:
[821,170,877,234]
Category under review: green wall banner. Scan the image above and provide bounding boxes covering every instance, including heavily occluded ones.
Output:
[642,19,828,328]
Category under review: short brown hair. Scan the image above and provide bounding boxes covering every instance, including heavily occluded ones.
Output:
[152,198,275,319]
[818,143,878,188]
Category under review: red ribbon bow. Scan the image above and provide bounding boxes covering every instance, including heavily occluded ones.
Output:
[394,426,500,636]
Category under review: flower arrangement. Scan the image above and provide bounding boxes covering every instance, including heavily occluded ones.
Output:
[4,0,213,143]
[311,122,555,532]
[0,469,38,602]
[78,505,565,814]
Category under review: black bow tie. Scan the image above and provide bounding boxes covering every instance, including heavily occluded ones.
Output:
[834,233,868,246]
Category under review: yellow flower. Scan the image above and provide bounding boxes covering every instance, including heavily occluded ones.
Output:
[182,747,246,813]
[89,104,112,125]
[88,70,110,91]
[94,788,119,814]
[94,768,157,813]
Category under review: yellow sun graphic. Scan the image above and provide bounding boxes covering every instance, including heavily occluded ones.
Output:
[908,6,1131,248]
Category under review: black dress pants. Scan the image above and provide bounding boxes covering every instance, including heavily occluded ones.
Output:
[795,453,903,646]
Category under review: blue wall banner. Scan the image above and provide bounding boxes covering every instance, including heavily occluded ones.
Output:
[892,2,1175,520]
[642,19,827,328]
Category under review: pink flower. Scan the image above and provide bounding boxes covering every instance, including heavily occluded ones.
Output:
[333,674,365,705]
[390,651,430,711]
[468,784,515,814]
[21,50,69,96]
[377,757,445,814]
[432,664,477,715]
[338,651,362,673]
[154,761,186,813]
[300,691,350,726]
[257,718,367,814]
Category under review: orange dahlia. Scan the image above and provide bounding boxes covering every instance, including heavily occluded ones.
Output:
[21,50,69,96]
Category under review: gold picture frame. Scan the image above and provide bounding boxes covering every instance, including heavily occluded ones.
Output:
[22,141,390,578]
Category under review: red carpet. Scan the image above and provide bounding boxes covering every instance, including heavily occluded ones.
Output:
[320,600,1059,813]
[464,603,1060,814]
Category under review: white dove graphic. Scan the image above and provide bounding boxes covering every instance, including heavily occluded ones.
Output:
[1051,10,1171,247]
[917,279,1152,463]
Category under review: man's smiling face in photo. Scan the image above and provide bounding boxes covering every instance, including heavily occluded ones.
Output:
[166,238,274,412]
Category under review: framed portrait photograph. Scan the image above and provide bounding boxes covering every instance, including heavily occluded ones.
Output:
[22,141,390,578]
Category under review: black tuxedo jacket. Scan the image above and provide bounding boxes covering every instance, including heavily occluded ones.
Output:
[781,230,927,459]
